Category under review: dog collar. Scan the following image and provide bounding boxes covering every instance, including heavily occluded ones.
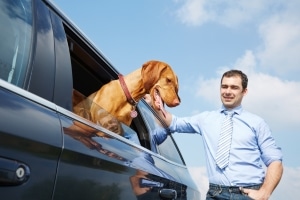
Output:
[118,74,138,118]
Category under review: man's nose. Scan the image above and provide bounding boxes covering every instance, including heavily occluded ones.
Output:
[224,88,232,94]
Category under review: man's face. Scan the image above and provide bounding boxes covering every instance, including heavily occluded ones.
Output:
[220,75,247,109]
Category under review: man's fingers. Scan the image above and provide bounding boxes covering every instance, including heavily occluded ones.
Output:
[239,187,248,195]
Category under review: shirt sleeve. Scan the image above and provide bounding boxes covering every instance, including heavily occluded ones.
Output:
[257,120,283,166]
[151,127,168,145]
[169,114,202,134]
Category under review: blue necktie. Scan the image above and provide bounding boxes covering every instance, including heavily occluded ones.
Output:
[216,111,234,169]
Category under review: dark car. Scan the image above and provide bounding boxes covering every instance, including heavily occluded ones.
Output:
[0,0,201,199]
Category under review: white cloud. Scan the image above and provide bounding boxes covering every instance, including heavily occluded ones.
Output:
[188,165,300,200]
[195,76,219,104]
[257,3,300,74]
[244,72,300,132]
[272,166,300,200]
[174,0,300,76]
[174,0,211,26]
[188,166,208,200]
[173,0,271,27]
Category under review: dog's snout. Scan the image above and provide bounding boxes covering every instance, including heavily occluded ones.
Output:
[173,98,180,106]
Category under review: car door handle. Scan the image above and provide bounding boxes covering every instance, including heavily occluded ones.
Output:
[0,157,30,186]
[159,188,177,199]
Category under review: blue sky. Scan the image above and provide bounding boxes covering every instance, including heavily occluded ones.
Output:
[53,0,300,199]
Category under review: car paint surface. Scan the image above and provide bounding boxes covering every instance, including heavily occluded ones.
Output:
[0,0,201,199]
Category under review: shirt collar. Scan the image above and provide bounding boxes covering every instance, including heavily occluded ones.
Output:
[219,105,243,115]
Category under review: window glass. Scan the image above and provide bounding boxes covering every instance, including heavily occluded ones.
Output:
[138,101,184,165]
[0,0,32,87]
[72,89,141,145]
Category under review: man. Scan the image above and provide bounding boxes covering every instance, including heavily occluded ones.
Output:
[155,70,283,200]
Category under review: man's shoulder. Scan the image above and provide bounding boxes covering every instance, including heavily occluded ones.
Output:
[239,109,265,123]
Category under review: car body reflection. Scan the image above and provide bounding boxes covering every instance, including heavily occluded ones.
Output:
[62,116,185,199]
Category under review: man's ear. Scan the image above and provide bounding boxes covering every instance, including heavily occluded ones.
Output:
[243,88,248,96]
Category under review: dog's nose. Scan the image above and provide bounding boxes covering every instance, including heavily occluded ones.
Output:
[173,98,180,106]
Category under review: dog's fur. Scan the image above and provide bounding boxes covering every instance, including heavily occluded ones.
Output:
[73,60,180,135]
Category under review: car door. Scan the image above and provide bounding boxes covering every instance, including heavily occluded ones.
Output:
[0,0,63,199]
[53,109,183,199]
[0,81,63,200]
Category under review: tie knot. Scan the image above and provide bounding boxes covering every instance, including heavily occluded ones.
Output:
[224,110,234,117]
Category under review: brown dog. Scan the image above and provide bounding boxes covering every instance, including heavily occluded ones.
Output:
[73,60,180,135]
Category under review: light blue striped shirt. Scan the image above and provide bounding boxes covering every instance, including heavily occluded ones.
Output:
[169,105,283,186]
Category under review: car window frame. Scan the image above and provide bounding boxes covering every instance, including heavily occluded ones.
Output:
[136,100,186,165]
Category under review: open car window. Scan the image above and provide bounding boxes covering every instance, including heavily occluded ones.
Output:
[65,24,148,149]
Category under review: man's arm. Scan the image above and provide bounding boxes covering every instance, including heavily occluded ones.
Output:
[242,160,283,200]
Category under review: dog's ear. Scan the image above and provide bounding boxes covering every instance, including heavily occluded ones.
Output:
[141,60,167,92]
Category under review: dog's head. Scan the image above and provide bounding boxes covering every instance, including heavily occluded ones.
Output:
[141,60,180,110]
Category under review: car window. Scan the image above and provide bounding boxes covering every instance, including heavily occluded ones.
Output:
[138,101,185,165]
[62,22,185,163]
[62,24,149,148]
[0,0,32,87]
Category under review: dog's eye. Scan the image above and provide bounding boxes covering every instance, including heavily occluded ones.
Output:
[166,78,171,83]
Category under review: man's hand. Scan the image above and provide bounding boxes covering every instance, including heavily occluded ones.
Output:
[240,161,283,200]
[241,187,270,200]
[144,93,173,126]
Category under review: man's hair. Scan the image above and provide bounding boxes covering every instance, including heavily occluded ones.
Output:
[221,70,248,90]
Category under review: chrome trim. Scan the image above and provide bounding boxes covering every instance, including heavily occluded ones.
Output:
[0,79,57,111]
